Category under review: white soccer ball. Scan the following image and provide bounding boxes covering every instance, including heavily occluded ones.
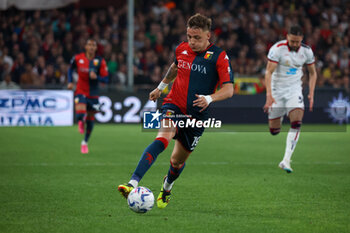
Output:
[127,186,154,213]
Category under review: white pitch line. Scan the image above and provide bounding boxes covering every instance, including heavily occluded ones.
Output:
[0,161,348,167]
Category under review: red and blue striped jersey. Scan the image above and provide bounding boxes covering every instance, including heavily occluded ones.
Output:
[163,42,234,119]
[70,53,108,97]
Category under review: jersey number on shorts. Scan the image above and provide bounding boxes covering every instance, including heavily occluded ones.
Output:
[298,96,303,103]
[190,136,201,150]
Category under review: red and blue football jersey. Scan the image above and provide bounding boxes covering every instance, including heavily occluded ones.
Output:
[70,53,108,97]
[163,42,234,118]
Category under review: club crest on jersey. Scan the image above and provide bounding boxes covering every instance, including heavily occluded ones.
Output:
[204,51,213,60]
[165,110,175,117]
[93,59,99,66]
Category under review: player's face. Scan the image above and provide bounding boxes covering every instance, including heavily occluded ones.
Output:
[287,34,303,51]
[85,40,97,55]
[187,27,210,52]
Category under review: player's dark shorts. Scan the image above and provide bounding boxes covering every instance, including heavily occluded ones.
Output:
[74,94,100,112]
[161,103,204,152]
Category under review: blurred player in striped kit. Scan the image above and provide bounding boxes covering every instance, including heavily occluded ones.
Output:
[67,39,108,154]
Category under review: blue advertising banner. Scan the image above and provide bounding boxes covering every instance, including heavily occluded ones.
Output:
[0,90,73,126]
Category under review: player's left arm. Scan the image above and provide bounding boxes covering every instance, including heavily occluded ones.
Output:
[307,63,317,112]
[96,58,109,83]
[193,84,233,112]
[193,51,234,112]
[67,56,77,90]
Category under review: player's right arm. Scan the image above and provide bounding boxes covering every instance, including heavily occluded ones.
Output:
[67,56,77,90]
[263,61,278,113]
[307,63,317,112]
[149,62,178,102]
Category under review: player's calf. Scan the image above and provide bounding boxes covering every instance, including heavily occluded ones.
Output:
[280,120,302,172]
[269,117,282,135]
[128,137,170,188]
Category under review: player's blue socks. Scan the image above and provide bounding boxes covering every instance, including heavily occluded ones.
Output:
[84,116,94,142]
[166,162,186,184]
[131,137,169,182]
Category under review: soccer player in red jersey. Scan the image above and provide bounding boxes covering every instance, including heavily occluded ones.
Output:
[118,14,234,208]
[67,39,108,154]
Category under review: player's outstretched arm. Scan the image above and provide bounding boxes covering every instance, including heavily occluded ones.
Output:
[193,83,234,112]
[263,61,278,113]
[67,67,74,90]
[307,63,317,112]
[149,63,178,102]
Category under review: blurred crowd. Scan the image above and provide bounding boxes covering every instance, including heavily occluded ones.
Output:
[0,0,349,92]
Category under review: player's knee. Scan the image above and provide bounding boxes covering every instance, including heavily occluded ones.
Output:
[269,128,281,136]
[170,158,185,169]
[155,137,169,149]
[291,121,302,130]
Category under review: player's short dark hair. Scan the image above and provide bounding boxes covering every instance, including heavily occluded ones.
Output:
[187,13,212,31]
[288,25,303,36]
[86,38,97,45]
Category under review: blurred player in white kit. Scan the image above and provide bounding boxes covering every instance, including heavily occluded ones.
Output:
[263,25,317,173]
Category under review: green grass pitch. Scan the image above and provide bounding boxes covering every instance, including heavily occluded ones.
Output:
[0,124,349,233]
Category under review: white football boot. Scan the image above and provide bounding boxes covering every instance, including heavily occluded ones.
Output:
[279,160,293,173]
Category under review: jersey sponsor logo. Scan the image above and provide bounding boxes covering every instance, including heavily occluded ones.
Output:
[286,68,297,75]
[204,51,213,60]
[177,59,207,74]
[79,59,84,64]
[79,67,89,73]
